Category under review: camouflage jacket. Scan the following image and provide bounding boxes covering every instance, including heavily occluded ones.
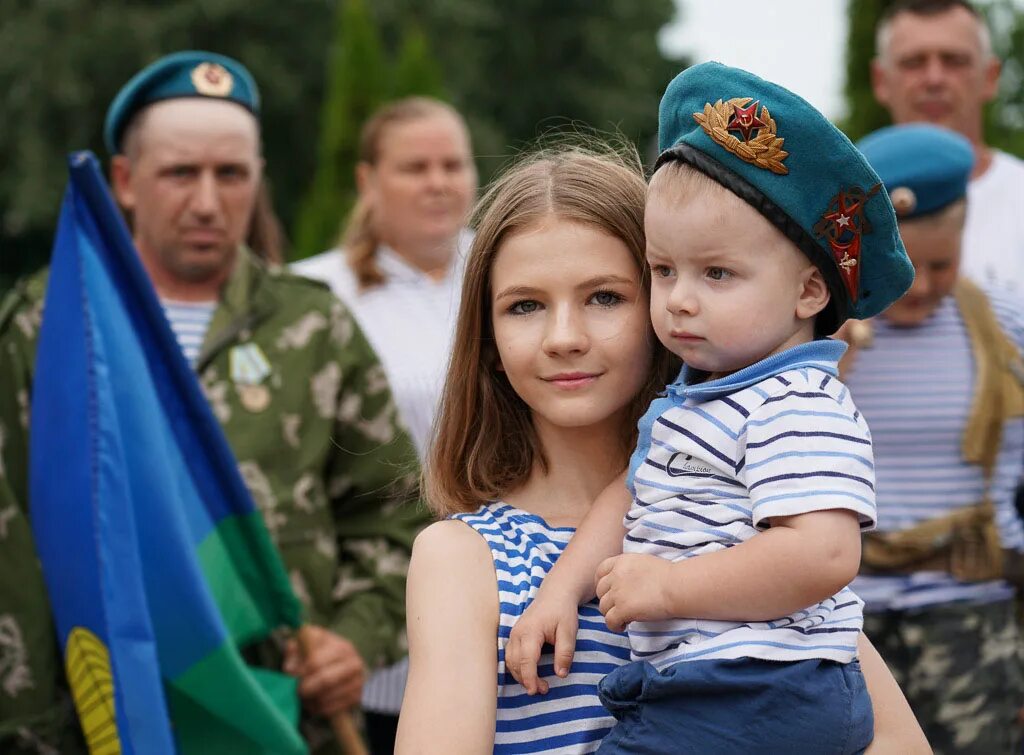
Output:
[0,249,429,753]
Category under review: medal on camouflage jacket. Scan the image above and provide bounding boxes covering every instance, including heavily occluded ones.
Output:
[229,342,272,412]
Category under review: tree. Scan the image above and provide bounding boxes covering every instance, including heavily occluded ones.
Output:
[292,1,450,259]
[391,24,446,101]
[983,0,1024,155]
[290,0,683,259]
[292,0,391,258]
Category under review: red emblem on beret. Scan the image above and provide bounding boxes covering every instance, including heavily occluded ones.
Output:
[812,184,882,303]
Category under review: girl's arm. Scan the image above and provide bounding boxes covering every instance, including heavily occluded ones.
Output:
[506,472,631,694]
[859,633,930,753]
[395,520,498,754]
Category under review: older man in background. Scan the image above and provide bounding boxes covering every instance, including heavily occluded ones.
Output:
[872,0,1024,294]
[0,51,425,754]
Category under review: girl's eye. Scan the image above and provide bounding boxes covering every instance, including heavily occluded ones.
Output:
[508,300,540,315]
[650,264,673,278]
[589,290,624,307]
[706,267,732,281]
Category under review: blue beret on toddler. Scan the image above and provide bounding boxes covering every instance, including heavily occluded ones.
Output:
[104,50,260,154]
[857,124,974,220]
[655,61,914,333]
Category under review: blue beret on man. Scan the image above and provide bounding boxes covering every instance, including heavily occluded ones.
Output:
[104,50,260,154]
[655,61,914,333]
[857,124,975,220]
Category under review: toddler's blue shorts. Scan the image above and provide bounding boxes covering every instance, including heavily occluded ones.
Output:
[596,657,873,754]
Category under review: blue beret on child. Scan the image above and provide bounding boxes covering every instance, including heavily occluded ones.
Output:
[104,50,260,154]
[656,61,914,333]
[856,124,974,220]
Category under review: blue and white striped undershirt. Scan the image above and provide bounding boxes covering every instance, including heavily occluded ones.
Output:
[454,503,631,754]
[161,299,216,367]
[625,340,873,671]
[846,288,1024,612]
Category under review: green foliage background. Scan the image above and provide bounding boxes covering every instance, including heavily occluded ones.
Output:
[8,1,1019,293]
[0,0,682,291]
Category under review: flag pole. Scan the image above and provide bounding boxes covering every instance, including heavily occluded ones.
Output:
[297,626,369,755]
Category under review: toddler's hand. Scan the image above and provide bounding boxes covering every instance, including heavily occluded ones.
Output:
[596,553,674,633]
[506,591,579,695]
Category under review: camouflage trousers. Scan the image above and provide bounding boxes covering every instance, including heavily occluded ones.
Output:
[863,598,1024,754]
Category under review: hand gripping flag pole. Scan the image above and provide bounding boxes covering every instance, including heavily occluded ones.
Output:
[297,628,369,755]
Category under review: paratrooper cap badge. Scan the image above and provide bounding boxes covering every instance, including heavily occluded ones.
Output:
[692,97,788,175]
[888,187,917,217]
[191,62,234,97]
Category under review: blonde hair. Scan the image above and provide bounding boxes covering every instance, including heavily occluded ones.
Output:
[649,159,731,206]
[649,160,789,241]
[342,97,470,289]
[425,145,680,517]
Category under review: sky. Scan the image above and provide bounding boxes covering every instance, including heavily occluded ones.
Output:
[660,0,851,121]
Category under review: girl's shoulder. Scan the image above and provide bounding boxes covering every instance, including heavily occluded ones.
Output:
[413,517,493,567]
[408,519,498,609]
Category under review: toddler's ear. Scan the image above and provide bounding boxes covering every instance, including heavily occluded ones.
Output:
[796,267,830,321]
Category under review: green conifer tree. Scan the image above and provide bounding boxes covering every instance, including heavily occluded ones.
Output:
[292,4,454,259]
[292,0,389,258]
[391,24,446,100]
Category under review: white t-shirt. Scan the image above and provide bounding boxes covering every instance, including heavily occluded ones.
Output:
[962,150,1024,295]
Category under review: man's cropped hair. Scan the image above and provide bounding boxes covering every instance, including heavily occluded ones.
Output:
[877,0,992,60]
[880,0,980,25]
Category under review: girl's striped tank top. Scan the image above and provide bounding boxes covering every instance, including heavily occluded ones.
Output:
[453,503,631,754]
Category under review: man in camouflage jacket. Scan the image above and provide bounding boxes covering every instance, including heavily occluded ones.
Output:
[0,51,428,754]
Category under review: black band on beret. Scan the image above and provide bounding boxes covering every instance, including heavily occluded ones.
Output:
[654,143,847,334]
